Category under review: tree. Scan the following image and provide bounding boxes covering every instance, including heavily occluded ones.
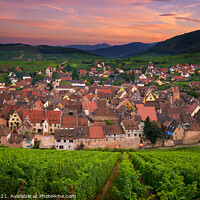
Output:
[195,69,199,77]
[72,68,78,80]
[67,64,72,72]
[143,117,163,145]
[47,83,53,91]
[4,75,11,87]
[131,70,135,82]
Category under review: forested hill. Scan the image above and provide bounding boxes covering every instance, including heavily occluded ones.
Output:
[142,30,200,55]
[0,44,100,61]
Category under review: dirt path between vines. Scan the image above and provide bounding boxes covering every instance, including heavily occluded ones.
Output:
[95,155,123,200]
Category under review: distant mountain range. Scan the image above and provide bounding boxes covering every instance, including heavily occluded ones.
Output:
[1,30,200,60]
[65,43,111,50]
[87,42,157,58]
[143,29,200,55]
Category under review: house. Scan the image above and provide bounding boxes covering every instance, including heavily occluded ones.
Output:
[82,101,97,115]
[160,68,168,73]
[103,79,112,87]
[55,127,90,150]
[18,121,33,134]
[33,100,44,110]
[23,75,32,80]
[136,104,157,121]
[181,72,190,78]
[23,110,61,135]
[8,107,24,133]
[170,66,176,73]
[46,67,51,75]
[166,119,184,140]
[103,125,126,149]
[69,80,85,87]
[0,124,11,147]
[21,133,34,148]
[90,100,119,123]
[188,103,200,117]
[116,99,136,112]
[61,115,89,129]
[172,76,187,82]
[139,74,147,80]
[120,119,141,149]
[79,69,87,77]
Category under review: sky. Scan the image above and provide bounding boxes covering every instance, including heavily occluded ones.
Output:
[0,0,200,45]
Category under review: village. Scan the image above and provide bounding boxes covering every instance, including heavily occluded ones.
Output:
[0,60,200,150]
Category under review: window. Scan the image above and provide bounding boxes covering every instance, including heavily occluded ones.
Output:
[64,140,66,143]
[105,138,108,141]
[134,134,137,137]
[58,125,60,128]
[50,129,52,132]
[50,124,52,127]
[69,140,73,143]
[34,128,36,131]
[54,124,56,127]
[114,138,116,141]
[69,145,71,148]
[128,134,130,137]
[40,123,42,127]
[57,139,61,142]
[59,145,63,149]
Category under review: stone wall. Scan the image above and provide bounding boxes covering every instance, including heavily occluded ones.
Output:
[183,130,200,144]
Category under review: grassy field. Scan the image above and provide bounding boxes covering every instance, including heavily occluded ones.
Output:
[0,60,64,74]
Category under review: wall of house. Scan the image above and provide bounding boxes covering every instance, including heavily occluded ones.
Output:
[183,130,200,144]
[21,139,34,148]
[55,139,74,150]
[18,126,29,134]
[8,112,22,132]
[173,125,184,140]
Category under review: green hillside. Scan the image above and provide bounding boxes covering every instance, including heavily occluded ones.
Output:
[143,29,200,55]
[0,44,100,61]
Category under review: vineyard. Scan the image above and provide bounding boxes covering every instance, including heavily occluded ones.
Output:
[0,147,200,199]
[0,148,120,199]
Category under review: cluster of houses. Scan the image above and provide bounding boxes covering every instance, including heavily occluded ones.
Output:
[0,62,200,150]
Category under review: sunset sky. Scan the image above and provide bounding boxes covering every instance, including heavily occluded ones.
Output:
[0,0,200,45]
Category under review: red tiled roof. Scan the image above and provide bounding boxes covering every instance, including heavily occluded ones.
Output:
[80,69,87,74]
[188,103,199,114]
[82,101,97,113]
[89,126,105,138]
[61,77,67,81]
[61,115,76,128]
[23,110,61,124]
[66,77,72,81]
[98,89,111,94]
[136,104,157,121]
